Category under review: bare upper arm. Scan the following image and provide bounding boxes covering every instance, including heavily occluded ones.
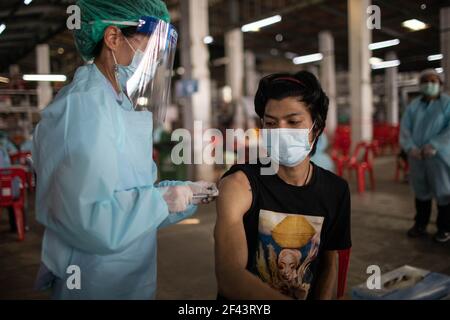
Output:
[214,171,253,278]
[216,171,252,224]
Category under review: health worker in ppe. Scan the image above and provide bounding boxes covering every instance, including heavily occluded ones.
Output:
[400,69,450,243]
[33,0,218,299]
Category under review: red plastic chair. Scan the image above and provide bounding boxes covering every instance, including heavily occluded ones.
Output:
[373,123,399,155]
[333,125,351,157]
[331,149,349,177]
[347,142,375,193]
[331,126,352,177]
[337,248,351,299]
[388,125,400,154]
[9,152,34,191]
[0,167,27,241]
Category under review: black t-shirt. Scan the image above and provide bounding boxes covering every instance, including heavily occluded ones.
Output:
[219,162,351,300]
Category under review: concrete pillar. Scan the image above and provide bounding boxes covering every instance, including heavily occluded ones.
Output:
[348,0,373,144]
[441,7,450,93]
[307,65,319,79]
[319,31,337,136]
[225,28,245,128]
[385,51,399,125]
[9,64,20,76]
[36,44,52,110]
[225,29,244,101]
[180,0,214,181]
[244,50,258,97]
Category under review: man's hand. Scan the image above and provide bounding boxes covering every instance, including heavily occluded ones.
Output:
[409,147,423,160]
[422,144,437,158]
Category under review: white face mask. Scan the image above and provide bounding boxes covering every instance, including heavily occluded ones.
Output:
[261,124,315,167]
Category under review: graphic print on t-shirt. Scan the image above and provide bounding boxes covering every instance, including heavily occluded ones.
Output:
[255,209,324,300]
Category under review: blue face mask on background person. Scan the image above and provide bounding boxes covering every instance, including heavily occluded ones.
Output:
[421,82,440,97]
[262,124,315,167]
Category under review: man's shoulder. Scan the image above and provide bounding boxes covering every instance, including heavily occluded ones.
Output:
[315,165,349,193]
[221,163,263,181]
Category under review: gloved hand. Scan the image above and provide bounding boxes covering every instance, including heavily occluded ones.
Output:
[160,185,193,213]
[188,181,219,205]
[422,144,437,158]
[409,147,422,160]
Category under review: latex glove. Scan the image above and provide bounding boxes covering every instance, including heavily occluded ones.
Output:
[409,147,422,160]
[422,144,437,158]
[160,185,193,213]
[188,181,219,205]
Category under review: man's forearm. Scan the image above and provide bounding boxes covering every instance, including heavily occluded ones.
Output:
[314,251,338,300]
[218,268,292,300]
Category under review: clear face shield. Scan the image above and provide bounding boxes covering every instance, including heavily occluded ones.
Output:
[110,16,178,125]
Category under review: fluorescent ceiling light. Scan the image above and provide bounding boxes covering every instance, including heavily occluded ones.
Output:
[369,57,383,65]
[24,0,33,5]
[137,97,148,106]
[275,34,283,42]
[427,54,443,61]
[241,15,282,32]
[368,39,400,50]
[293,53,323,65]
[0,24,5,35]
[0,76,9,84]
[176,67,185,76]
[203,35,213,44]
[371,60,400,70]
[285,52,298,60]
[435,67,444,74]
[23,74,67,82]
[402,19,428,31]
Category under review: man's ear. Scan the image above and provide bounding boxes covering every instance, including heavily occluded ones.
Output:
[103,26,122,52]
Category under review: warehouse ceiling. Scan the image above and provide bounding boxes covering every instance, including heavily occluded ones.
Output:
[0,0,449,79]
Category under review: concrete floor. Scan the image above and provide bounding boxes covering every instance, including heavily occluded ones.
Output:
[0,156,449,300]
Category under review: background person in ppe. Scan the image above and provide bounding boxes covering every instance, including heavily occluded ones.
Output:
[400,69,450,243]
[0,130,18,153]
[33,0,216,299]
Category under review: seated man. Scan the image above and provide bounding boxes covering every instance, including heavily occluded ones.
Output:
[214,71,351,300]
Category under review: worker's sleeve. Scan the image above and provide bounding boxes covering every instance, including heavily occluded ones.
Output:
[429,100,450,167]
[156,179,198,229]
[33,93,169,255]
[399,102,418,152]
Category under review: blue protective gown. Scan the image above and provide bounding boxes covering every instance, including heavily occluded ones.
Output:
[0,137,18,153]
[311,134,335,172]
[400,93,450,205]
[20,139,33,152]
[33,63,197,299]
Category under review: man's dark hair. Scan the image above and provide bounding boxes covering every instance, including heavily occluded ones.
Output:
[254,71,329,156]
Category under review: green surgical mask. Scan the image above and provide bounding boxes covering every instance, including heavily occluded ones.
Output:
[421,82,440,97]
